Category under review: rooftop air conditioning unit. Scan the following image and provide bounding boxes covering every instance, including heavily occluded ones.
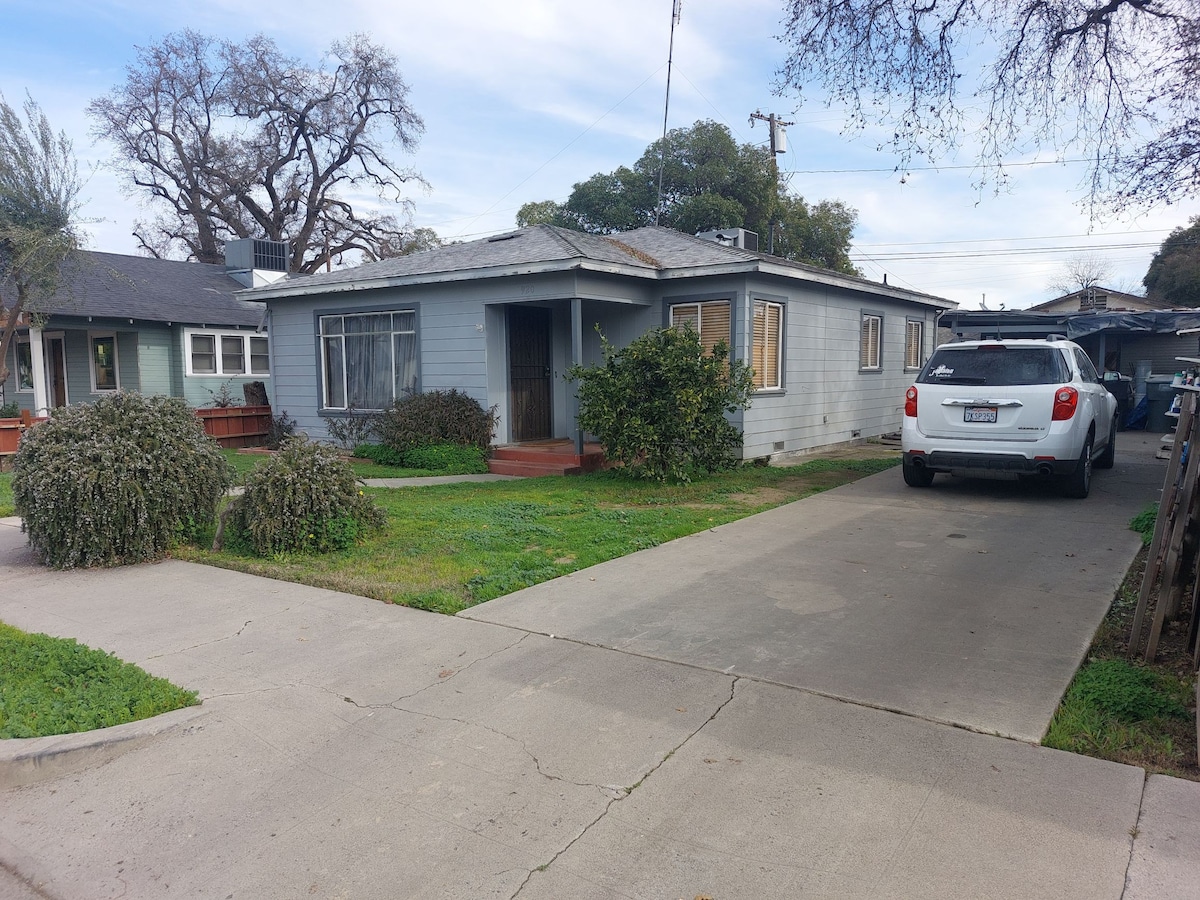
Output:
[697,228,759,252]
[225,238,289,273]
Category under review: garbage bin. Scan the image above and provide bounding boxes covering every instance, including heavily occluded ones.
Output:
[1145,375,1177,434]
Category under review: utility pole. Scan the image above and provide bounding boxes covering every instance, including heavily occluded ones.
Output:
[655,0,682,226]
[749,110,793,255]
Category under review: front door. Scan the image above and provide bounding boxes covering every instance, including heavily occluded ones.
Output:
[508,307,552,441]
[45,336,67,408]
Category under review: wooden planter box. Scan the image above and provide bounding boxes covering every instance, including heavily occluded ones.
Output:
[195,405,272,449]
[0,414,49,456]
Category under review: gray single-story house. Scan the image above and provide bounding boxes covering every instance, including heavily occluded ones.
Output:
[2,242,281,415]
[248,225,955,460]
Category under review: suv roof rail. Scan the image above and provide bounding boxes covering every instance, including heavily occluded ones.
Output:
[1046,333,1068,341]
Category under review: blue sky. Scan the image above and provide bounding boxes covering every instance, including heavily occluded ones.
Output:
[3,0,1197,309]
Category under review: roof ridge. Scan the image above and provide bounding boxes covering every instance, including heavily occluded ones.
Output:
[541,225,591,258]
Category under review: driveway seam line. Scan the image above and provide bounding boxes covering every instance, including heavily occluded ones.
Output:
[463,622,1044,745]
[1120,771,1151,899]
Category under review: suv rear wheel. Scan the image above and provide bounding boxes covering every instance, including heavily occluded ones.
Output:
[902,456,935,487]
[1062,435,1093,499]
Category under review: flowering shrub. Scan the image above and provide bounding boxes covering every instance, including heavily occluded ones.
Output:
[12,392,231,568]
[223,437,385,555]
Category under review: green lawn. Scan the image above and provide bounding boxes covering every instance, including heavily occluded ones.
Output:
[177,457,898,614]
[0,470,12,518]
[0,621,198,738]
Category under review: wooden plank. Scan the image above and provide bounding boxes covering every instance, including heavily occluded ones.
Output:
[1130,394,1193,659]
[1146,393,1199,661]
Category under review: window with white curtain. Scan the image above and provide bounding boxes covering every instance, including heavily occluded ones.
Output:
[320,310,417,410]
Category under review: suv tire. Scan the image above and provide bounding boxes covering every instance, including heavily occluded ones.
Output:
[1095,416,1117,469]
[902,456,935,487]
[1062,435,1093,499]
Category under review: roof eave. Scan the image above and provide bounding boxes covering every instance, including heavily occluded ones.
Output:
[246,257,659,300]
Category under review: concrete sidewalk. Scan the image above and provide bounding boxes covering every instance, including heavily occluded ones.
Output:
[1,433,1198,899]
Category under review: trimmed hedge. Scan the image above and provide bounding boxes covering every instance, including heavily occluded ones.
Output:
[12,392,231,568]
[223,437,385,555]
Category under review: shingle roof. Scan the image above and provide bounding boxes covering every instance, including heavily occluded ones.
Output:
[246,224,952,308]
[34,251,264,327]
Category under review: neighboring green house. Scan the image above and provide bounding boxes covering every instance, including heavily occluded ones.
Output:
[2,243,280,415]
[249,225,955,461]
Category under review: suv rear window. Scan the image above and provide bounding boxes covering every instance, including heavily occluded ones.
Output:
[918,346,1070,386]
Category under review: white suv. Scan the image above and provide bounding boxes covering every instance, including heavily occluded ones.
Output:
[901,338,1119,498]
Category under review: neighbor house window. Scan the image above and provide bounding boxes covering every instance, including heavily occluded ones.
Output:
[14,338,33,391]
[860,313,882,371]
[320,310,417,410]
[185,330,270,376]
[670,300,732,356]
[751,300,783,390]
[905,320,924,370]
[90,333,119,391]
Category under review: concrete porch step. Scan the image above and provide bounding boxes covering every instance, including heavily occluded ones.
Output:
[486,458,585,477]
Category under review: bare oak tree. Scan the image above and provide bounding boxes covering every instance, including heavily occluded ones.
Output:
[0,94,83,396]
[89,31,428,274]
[777,0,1200,209]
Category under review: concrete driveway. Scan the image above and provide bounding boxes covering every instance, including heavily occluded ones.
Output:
[463,433,1166,742]
[2,431,1197,899]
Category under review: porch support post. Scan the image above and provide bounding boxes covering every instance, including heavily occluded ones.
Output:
[28,325,49,416]
[571,297,583,455]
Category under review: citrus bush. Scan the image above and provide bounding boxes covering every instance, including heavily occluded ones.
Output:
[223,437,385,555]
[12,392,231,568]
[568,325,754,482]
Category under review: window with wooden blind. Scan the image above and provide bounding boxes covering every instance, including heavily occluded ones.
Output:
[860,313,882,370]
[670,300,731,355]
[752,300,783,390]
[905,319,924,369]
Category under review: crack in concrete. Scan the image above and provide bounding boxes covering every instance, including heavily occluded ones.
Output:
[508,676,741,898]
[1120,771,1151,898]
[328,632,531,711]
[143,619,255,661]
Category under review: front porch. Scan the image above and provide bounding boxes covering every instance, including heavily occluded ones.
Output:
[487,439,608,477]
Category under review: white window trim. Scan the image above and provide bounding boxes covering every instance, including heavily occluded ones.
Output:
[13,336,33,392]
[318,310,417,412]
[904,319,925,371]
[184,328,271,377]
[860,313,882,371]
[752,299,784,392]
[88,331,120,393]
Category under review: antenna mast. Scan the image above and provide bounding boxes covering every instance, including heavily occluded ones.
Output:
[654,0,682,226]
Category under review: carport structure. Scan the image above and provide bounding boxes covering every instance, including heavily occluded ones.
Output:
[940,308,1200,383]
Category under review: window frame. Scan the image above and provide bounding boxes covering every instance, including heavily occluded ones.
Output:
[184,329,271,377]
[860,312,883,372]
[751,298,785,391]
[316,307,419,413]
[89,331,120,392]
[904,319,925,371]
[668,299,733,357]
[13,337,33,392]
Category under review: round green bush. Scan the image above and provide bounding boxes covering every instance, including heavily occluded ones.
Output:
[225,437,386,555]
[12,392,232,568]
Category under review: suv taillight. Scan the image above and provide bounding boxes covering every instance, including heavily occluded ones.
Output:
[1051,386,1079,420]
[905,386,918,417]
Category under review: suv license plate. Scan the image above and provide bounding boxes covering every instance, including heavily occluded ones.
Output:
[964,407,998,423]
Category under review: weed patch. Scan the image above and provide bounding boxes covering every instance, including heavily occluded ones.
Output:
[0,621,198,738]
